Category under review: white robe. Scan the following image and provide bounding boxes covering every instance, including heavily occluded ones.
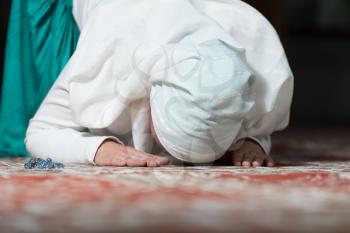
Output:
[25,0,294,164]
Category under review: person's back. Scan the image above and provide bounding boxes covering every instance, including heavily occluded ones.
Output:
[25,0,293,167]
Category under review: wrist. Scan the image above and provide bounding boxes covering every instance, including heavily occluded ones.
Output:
[94,139,119,163]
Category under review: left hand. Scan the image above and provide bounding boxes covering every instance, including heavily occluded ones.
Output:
[231,139,274,167]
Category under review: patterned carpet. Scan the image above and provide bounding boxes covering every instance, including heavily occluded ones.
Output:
[0,127,350,233]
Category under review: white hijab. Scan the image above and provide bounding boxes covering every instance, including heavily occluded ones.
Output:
[67,0,293,162]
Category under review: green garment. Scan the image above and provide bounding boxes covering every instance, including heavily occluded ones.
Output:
[0,0,80,157]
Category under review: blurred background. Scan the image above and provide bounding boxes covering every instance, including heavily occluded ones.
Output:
[1,0,350,126]
[248,0,350,126]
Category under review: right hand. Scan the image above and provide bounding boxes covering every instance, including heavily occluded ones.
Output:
[94,140,169,167]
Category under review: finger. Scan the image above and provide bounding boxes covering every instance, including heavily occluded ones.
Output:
[143,156,158,167]
[232,152,244,166]
[128,154,145,161]
[126,159,147,167]
[153,156,169,166]
[252,155,264,167]
[128,148,156,160]
[129,150,167,166]
[265,155,275,167]
[127,149,150,162]
[129,154,159,168]
[126,147,169,166]
[111,159,127,167]
[242,153,255,167]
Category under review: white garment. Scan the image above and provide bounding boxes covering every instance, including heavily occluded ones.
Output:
[25,0,293,164]
[151,39,257,163]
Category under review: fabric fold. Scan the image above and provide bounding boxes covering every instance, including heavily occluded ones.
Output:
[0,0,79,156]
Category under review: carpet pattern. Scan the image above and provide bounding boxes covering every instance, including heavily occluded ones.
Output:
[0,128,350,233]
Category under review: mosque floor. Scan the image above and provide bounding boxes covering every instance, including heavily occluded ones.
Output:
[0,127,350,233]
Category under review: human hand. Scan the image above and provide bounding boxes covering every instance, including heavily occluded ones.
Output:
[94,140,169,167]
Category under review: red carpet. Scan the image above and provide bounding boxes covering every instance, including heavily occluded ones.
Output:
[0,128,350,233]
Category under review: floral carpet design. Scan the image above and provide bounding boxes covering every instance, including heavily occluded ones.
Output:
[0,128,350,233]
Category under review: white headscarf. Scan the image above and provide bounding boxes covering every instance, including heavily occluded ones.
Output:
[150,40,254,162]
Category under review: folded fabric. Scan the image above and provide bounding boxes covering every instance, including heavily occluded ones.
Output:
[0,0,79,156]
[151,39,255,162]
[64,0,293,160]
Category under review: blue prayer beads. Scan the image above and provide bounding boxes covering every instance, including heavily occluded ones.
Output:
[24,158,64,170]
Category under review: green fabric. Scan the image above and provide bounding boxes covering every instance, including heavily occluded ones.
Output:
[0,0,80,157]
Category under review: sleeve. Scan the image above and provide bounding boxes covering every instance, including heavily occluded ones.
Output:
[24,70,122,164]
[246,135,272,155]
